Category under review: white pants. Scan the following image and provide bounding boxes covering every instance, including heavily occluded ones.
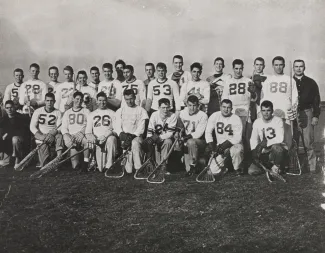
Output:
[125,137,144,173]
[96,135,117,172]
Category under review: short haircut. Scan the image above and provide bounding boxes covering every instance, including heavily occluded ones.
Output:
[73,91,84,99]
[115,59,126,68]
[232,59,244,68]
[5,100,15,107]
[123,88,136,97]
[190,62,202,72]
[45,92,55,100]
[173,55,183,62]
[145,63,155,71]
[158,98,170,107]
[293,59,305,66]
[48,66,59,75]
[187,95,199,104]
[30,63,40,70]
[63,65,74,74]
[272,56,285,65]
[221,99,232,107]
[77,70,88,79]
[97,91,107,99]
[214,57,225,67]
[124,65,134,72]
[13,68,23,74]
[102,63,113,71]
[156,62,167,71]
[261,100,274,111]
[90,66,99,72]
[254,57,265,65]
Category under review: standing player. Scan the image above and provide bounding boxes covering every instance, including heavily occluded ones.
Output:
[121,65,146,108]
[61,91,90,170]
[88,66,100,91]
[168,55,191,88]
[85,92,116,172]
[146,62,180,115]
[179,62,210,112]
[97,63,122,111]
[179,95,208,175]
[47,66,60,94]
[260,56,298,148]
[55,66,76,113]
[205,99,244,175]
[115,59,126,82]
[19,63,48,111]
[76,70,97,112]
[142,98,177,173]
[249,100,287,176]
[206,57,232,116]
[114,89,148,174]
[143,63,156,95]
[30,93,63,167]
[293,59,320,173]
[3,68,24,109]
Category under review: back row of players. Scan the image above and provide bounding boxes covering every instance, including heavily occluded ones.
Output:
[0,55,320,175]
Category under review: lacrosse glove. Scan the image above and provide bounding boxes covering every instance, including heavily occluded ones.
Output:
[63,133,74,148]
[183,134,193,142]
[44,133,55,145]
[252,129,267,161]
[205,142,215,156]
[142,134,160,153]
[86,133,96,144]
[73,131,85,144]
[287,108,297,121]
[216,140,233,155]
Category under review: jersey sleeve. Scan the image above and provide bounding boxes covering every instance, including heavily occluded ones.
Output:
[61,110,69,135]
[231,116,243,145]
[160,114,177,140]
[200,82,210,105]
[114,109,123,136]
[85,112,93,135]
[54,85,61,110]
[172,82,181,111]
[179,83,187,104]
[221,80,229,101]
[139,81,146,104]
[115,80,122,101]
[3,85,11,105]
[19,83,26,105]
[191,113,208,139]
[147,82,153,101]
[134,108,149,137]
[250,120,260,150]
[30,109,40,134]
[38,82,48,106]
[56,111,62,129]
[205,113,216,143]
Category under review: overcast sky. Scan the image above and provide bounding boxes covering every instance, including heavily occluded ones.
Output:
[0,0,324,97]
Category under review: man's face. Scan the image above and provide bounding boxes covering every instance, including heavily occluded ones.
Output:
[293,61,305,77]
[78,74,87,86]
[145,66,155,78]
[123,69,133,81]
[73,95,83,108]
[261,106,273,121]
[103,68,113,80]
[30,67,39,79]
[233,64,243,78]
[191,67,201,81]
[97,96,107,109]
[188,101,199,115]
[214,60,224,73]
[5,103,16,117]
[45,96,55,110]
[221,102,232,117]
[254,60,265,74]
[159,102,170,117]
[64,70,73,82]
[124,94,136,107]
[14,71,24,83]
[90,70,100,82]
[49,69,59,82]
[157,67,167,80]
[116,64,124,76]
[173,58,183,72]
[273,60,285,75]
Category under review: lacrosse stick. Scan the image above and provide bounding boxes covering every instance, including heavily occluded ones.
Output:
[30,146,74,179]
[299,127,309,172]
[87,146,97,172]
[256,161,287,183]
[104,148,131,178]
[134,153,157,180]
[58,147,89,165]
[196,152,216,183]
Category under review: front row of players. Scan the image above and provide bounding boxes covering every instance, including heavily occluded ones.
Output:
[1,88,289,178]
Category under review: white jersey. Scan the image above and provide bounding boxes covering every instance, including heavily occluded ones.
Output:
[206,73,232,87]
[3,83,21,104]
[222,76,255,117]
[260,74,298,119]
[114,105,148,136]
[48,81,60,94]
[61,107,90,135]
[97,79,122,100]
[147,78,180,111]
[168,70,192,88]
[180,107,208,139]
[85,108,115,137]
[88,81,99,91]
[121,79,146,108]
[147,111,177,140]
[54,82,76,113]
[250,116,284,150]
[77,85,97,112]
[19,79,48,106]
[30,107,62,135]
[205,111,242,145]
[179,80,210,107]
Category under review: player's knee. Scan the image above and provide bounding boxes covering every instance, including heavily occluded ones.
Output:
[106,135,117,147]
[12,136,20,145]
[248,163,263,176]
[230,144,243,156]
[131,137,142,149]
[162,138,173,147]
[186,138,196,148]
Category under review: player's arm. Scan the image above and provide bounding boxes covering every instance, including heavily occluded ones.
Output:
[160,114,177,140]
[191,114,208,139]
[18,83,26,106]
[231,116,243,145]
[312,80,321,118]
[179,83,187,104]
[200,82,210,105]
[113,109,123,136]
[221,81,229,101]
[85,113,93,135]
[205,113,216,143]
[172,82,181,111]
[146,115,155,138]
[54,87,61,110]
[145,82,153,112]
[37,82,48,107]
[133,109,149,136]
[3,86,11,105]
[60,111,69,135]
[139,81,146,106]
[30,109,40,135]
[250,121,260,150]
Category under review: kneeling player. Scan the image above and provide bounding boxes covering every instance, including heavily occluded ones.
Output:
[205,99,244,175]
[85,92,116,172]
[179,95,208,175]
[142,98,177,173]
[114,89,148,174]
[61,92,90,170]
[30,93,64,167]
[249,100,287,175]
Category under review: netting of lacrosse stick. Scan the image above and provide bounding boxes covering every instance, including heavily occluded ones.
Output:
[257,161,287,183]
[58,147,89,166]
[196,153,216,183]
[286,121,301,176]
[105,148,130,178]
[134,156,156,180]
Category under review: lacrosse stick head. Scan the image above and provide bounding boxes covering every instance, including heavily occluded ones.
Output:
[196,153,216,183]
[15,148,38,171]
[147,162,166,184]
[105,149,129,178]
[134,157,156,180]
[286,140,301,176]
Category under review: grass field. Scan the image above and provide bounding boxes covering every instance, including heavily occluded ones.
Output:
[0,153,325,253]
